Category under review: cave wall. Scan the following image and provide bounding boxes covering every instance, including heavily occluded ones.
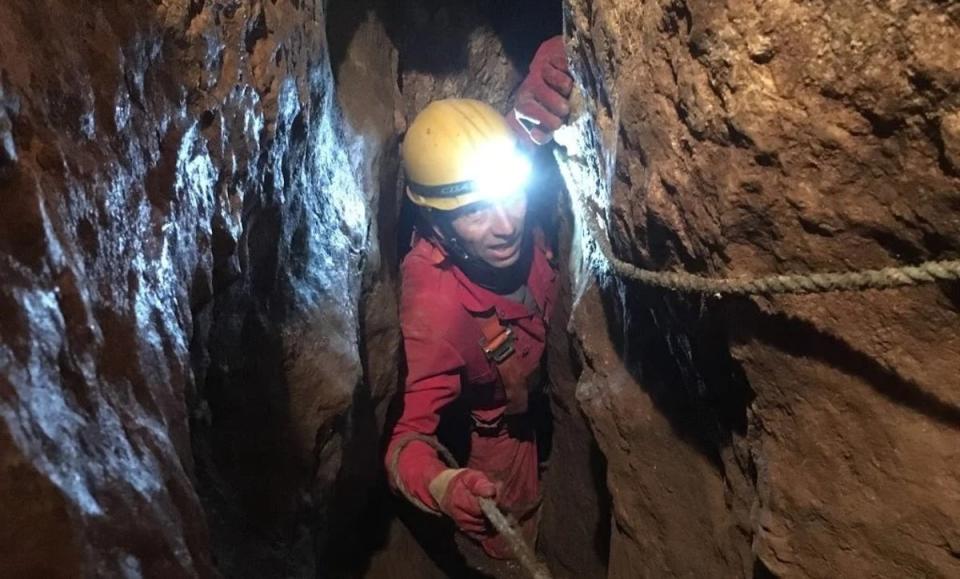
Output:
[9,0,956,576]
[0,1,399,576]
[561,0,960,577]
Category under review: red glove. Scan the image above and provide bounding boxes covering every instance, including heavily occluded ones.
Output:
[429,469,498,536]
[510,36,574,146]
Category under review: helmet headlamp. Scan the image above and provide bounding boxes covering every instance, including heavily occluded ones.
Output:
[403,99,533,211]
[467,139,532,203]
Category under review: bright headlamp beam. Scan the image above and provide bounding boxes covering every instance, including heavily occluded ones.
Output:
[468,140,532,203]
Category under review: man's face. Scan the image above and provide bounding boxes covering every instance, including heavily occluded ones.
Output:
[441,194,528,268]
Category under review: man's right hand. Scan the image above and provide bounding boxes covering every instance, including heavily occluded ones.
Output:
[429,468,498,536]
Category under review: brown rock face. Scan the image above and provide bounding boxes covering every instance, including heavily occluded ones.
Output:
[562,0,960,577]
[0,0,398,576]
[8,0,956,576]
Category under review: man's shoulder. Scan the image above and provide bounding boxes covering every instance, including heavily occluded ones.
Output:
[402,237,441,272]
[400,239,469,330]
[401,239,452,294]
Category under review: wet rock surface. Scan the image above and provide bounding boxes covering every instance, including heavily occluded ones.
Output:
[562,0,960,577]
[0,0,397,576]
[0,0,607,576]
[5,0,957,576]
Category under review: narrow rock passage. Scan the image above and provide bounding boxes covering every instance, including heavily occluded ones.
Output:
[1,1,958,578]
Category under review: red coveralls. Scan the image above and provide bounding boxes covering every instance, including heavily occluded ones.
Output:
[386,233,558,558]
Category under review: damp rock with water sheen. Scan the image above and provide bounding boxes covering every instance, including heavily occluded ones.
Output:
[0,1,398,575]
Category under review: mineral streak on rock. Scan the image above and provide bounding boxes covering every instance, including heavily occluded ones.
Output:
[561,0,960,577]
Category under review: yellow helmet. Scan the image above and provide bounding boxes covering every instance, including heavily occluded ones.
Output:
[403,99,531,211]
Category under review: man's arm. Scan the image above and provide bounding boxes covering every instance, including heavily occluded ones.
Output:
[385,324,464,513]
[385,301,499,537]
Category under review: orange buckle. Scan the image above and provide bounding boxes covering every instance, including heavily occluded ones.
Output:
[481,326,515,364]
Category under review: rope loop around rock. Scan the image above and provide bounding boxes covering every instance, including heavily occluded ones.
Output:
[585,209,960,296]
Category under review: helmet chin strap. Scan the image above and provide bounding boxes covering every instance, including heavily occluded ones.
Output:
[438,223,533,295]
[435,221,473,262]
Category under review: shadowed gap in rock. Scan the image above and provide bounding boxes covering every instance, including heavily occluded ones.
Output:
[320,0,616,576]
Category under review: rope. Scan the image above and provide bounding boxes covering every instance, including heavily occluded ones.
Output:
[584,208,960,296]
[391,434,553,579]
[476,497,551,579]
[551,106,960,297]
